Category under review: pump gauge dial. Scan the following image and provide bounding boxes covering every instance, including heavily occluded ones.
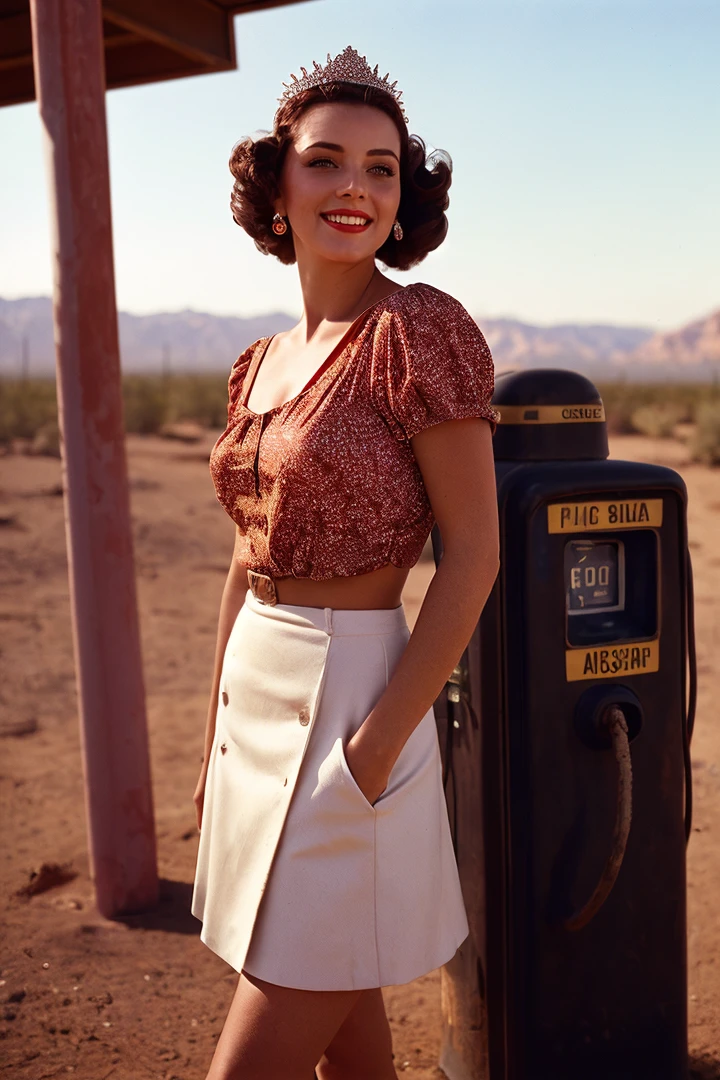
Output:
[565,540,625,615]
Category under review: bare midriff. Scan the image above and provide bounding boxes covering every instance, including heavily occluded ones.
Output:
[246,562,412,610]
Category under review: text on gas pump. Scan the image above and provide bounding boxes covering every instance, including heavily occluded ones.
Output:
[565,639,660,681]
[548,499,663,533]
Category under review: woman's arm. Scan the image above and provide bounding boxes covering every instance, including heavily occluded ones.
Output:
[193,527,249,828]
[345,415,499,804]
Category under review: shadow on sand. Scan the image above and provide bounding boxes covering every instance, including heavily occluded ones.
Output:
[113,878,199,935]
[690,1058,720,1080]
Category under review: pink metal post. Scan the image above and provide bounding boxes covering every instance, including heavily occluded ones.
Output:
[29,0,158,917]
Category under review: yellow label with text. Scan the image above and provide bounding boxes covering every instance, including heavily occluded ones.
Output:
[498,404,606,424]
[566,639,659,682]
[548,498,663,533]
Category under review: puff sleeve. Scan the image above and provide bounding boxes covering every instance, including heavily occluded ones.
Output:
[372,286,500,441]
[225,342,259,424]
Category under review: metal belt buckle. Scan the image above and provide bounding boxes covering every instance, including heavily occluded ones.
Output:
[247,569,278,606]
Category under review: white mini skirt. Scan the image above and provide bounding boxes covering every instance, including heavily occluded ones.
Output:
[191,588,469,991]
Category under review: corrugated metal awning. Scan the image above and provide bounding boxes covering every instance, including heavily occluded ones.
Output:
[0,0,313,107]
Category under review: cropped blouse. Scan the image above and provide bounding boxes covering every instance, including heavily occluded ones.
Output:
[209,282,500,580]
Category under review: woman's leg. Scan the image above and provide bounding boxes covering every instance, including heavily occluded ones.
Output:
[316,988,398,1080]
[205,971,363,1080]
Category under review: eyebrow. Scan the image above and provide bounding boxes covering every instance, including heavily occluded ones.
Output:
[303,141,400,163]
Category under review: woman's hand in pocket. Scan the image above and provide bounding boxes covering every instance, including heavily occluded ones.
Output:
[343,735,391,807]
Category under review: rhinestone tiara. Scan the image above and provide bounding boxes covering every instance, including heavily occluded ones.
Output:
[276,46,407,123]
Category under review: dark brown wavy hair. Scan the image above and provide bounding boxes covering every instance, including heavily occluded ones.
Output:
[229,82,452,270]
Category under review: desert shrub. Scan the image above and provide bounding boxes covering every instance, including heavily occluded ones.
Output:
[122,376,169,434]
[630,403,685,438]
[597,384,659,435]
[166,375,230,429]
[689,402,720,466]
[0,378,57,443]
[4,375,717,444]
[0,373,233,440]
[120,373,232,432]
[31,419,61,457]
[596,382,706,435]
[601,394,639,435]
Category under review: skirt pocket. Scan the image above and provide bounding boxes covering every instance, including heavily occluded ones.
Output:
[336,737,378,814]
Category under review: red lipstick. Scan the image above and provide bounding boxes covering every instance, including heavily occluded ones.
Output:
[320,209,373,233]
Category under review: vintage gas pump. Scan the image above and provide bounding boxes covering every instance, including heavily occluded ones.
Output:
[433,369,696,1080]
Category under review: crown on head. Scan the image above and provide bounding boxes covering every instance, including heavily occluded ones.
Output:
[277,46,407,123]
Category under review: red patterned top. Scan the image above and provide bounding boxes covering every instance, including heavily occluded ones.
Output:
[209,283,499,580]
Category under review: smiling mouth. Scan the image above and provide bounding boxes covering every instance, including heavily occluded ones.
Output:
[321,212,373,232]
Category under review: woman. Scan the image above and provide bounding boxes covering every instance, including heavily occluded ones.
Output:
[191,47,500,1080]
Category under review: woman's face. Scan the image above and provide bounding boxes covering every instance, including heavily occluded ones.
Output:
[277,102,402,266]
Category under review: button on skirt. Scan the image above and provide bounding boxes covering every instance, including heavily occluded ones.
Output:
[191,588,469,990]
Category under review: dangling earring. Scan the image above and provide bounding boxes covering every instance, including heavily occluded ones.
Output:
[272,213,288,235]
[392,220,403,241]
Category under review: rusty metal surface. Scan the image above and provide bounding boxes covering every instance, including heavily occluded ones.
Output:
[28,0,158,917]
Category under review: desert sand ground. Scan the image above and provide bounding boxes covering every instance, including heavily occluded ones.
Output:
[1,430,719,1079]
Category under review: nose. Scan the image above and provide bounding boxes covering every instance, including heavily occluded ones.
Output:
[335,165,367,200]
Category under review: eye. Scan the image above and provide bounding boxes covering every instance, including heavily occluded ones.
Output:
[369,163,396,177]
[307,157,338,168]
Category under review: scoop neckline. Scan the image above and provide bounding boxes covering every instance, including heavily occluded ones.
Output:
[239,282,426,419]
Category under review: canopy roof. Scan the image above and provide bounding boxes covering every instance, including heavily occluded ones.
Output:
[0,0,311,107]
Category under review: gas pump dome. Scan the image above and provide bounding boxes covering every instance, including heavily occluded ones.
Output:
[492,369,609,461]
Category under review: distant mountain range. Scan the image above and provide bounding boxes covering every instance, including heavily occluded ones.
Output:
[0,298,296,379]
[2,296,719,381]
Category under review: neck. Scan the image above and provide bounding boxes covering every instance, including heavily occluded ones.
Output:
[293,246,386,341]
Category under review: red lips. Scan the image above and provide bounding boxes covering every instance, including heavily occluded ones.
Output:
[320,209,373,233]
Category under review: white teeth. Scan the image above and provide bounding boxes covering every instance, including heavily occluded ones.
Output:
[324,214,369,226]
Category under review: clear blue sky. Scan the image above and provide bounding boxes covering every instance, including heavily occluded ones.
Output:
[2,0,718,331]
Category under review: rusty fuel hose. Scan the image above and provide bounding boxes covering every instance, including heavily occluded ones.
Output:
[564,705,633,932]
